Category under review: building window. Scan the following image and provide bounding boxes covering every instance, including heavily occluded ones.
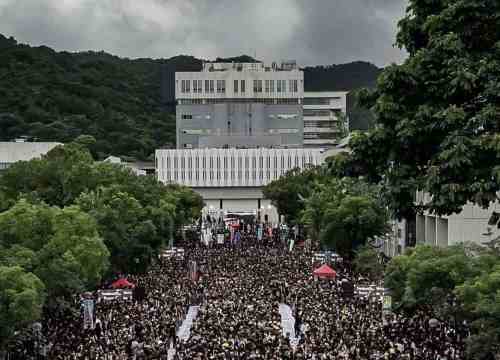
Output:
[289,79,298,93]
[270,80,274,93]
[217,80,226,93]
[303,109,331,117]
[234,80,238,93]
[253,80,262,93]
[181,114,193,120]
[210,80,214,93]
[181,80,186,93]
[277,80,282,93]
[240,80,245,93]
[198,80,203,93]
[185,80,190,93]
[303,98,333,105]
[265,80,270,93]
[205,80,210,93]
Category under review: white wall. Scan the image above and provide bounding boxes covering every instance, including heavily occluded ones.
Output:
[415,191,500,246]
[156,148,324,187]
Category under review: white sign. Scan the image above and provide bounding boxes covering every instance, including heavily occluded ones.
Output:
[83,299,94,329]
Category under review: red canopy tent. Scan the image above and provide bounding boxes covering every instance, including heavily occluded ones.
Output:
[313,264,337,279]
[111,278,135,289]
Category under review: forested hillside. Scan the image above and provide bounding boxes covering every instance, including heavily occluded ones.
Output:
[0,35,200,160]
[303,62,381,91]
[0,34,379,159]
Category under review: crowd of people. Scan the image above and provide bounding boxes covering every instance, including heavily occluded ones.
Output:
[8,224,466,359]
[40,258,200,359]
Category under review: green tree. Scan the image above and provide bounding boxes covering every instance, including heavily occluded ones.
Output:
[345,0,500,218]
[353,245,385,281]
[385,245,478,313]
[321,196,389,257]
[263,166,325,224]
[457,262,500,359]
[301,178,389,257]
[0,266,45,350]
[36,206,109,298]
[76,187,157,273]
[0,200,109,300]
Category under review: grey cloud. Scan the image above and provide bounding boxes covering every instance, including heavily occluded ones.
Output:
[0,0,408,66]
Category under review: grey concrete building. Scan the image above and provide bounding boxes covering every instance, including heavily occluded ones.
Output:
[175,61,304,149]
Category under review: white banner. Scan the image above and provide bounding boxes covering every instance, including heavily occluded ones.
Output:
[83,299,94,329]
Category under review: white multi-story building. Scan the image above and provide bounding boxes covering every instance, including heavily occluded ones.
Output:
[0,141,62,172]
[156,148,325,222]
[303,91,348,148]
[175,61,304,149]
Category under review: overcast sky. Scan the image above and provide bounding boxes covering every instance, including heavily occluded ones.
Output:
[0,0,408,67]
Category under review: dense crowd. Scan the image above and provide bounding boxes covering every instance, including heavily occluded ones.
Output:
[41,259,199,359]
[8,226,466,359]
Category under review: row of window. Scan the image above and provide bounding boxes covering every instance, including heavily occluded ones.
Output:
[158,154,316,184]
[304,121,340,128]
[303,97,340,105]
[162,154,314,169]
[304,133,340,139]
[178,98,301,105]
[181,80,227,94]
[303,109,336,117]
[180,79,299,94]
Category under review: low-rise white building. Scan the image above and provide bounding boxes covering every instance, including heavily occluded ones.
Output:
[415,191,500,247]
[156,148,325,222]
[381,192,500,258]
[0,141,62,171]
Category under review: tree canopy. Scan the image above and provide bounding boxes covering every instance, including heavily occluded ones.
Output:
[385,244,500,359]
[0,140,203,348]
[0,200,109,299]
[344,0,500,218]
[301,178,389,257]
[0,266,45,349]
[262,166,326,224]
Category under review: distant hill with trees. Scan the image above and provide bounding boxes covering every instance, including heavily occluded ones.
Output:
[0,34,379,159]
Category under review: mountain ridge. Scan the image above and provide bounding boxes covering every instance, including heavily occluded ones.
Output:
[0,34,379,159]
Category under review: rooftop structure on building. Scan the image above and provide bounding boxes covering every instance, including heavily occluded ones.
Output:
[175,61,304,149]
[0,141,62,172]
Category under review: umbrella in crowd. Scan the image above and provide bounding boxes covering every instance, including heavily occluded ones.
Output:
[111,278,136,289]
